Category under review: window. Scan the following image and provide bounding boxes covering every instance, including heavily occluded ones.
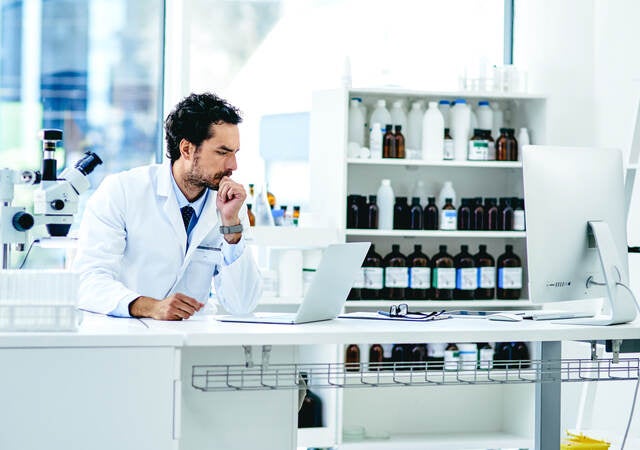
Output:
[182,0,505,209]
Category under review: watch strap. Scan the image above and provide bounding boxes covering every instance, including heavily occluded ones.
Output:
[219,223,243,235]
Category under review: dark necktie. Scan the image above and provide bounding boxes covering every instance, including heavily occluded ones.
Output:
[181,205,195,232]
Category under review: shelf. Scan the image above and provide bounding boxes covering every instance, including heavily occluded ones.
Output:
[345,229,526,239]
[348,87,546,101]
[346,300,532,309]
[340,431,532,450]
[192,358,640,392]
[245,226,339,248]
[347,158,522,169]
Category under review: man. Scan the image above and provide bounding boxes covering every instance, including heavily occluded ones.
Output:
[73,92,262,320]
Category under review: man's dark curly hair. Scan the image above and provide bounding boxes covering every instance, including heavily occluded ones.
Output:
[164,92,242,163]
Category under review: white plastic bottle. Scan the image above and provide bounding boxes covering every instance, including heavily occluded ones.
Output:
[421,101,444,161]
[376,179,395,230]
[438,100,451,130]
[411,180,429,208]
[390,100,407,131]
[254,186,275,226]
[450,99,470,161]
[469,107,478,138]
[438,180,457,209]
[517,128,530,162]
[406,101,424,159]
[369,100,391,148]
[477,100,493,131]
[369,122,383,159]
[348,98,365,147]
[492,102,504,141]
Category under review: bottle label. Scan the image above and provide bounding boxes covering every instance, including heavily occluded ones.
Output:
[384,267,409,288]
[478,266,496,288]
[432,267,456,288]
[440,210,457,230]
[456,267,478,290]
[363,267,384,289]
[409,267,431,288]
[498,267,523,289]
[459,349,478,370]
[479,348,495,369]
[487,141,496,160]
[468,140,489,160]
[513,210,526,230]
[382,343,393,358]
[444,350,460,370]
[443,139,454,160]
[353,268,365,288]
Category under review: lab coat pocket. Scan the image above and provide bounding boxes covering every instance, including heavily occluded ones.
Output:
[185,246,221,301]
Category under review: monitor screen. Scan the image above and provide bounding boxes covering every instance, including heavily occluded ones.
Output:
[522,145,637,325]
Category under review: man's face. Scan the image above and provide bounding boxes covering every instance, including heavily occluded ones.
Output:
[184,122,239,190]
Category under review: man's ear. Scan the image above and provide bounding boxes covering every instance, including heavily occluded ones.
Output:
[179,139,194,160]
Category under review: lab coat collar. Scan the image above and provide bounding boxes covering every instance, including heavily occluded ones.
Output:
[158,161,187,256]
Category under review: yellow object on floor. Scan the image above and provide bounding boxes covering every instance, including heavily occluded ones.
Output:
[561,431,611,449]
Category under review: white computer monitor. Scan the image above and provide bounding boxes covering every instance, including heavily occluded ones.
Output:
[522,145,637,325]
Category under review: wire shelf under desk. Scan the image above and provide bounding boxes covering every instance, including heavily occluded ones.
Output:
[192,358,639,392]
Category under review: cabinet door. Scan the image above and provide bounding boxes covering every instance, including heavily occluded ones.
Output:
[0,347,177,450]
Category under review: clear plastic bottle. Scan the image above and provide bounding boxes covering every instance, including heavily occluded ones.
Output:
[254,186,275,226]
[469,107,478,139]
[406,101,424,158]
[390,100,407,131]
[348,98,365,147]
[477,100,493,130]
[376,179,394,230]
[517,127,530,161]
[421,101,444,161]
[411,179,429,208]
[450,99,470,161]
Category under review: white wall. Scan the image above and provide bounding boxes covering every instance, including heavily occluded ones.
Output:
[515,2,640,446]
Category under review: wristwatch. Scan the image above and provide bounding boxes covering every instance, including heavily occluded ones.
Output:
[219,223,243,234]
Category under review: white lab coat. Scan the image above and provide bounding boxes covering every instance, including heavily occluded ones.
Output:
[73,161,262,316]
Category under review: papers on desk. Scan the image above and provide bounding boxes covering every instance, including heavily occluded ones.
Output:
[339,311,451,322]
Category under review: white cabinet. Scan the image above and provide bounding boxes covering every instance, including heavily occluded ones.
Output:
[310,88,547,308]
[307,88,547,449]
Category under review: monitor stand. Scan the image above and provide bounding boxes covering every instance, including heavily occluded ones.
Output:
[554,221,638,326]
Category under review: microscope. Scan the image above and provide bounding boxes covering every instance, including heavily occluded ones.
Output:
[0,129,102,269]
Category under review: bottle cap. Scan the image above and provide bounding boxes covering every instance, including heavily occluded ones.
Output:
[392,244,400,251]
[439,245,447,252]
[473,128,484,135]
[412,102,422,109]
[454,98,467,104]
[506,244,513,252]
[499,127,510,133]
[377,99,386,106]
[439,99,450,105]
[393,100,403,107]
[445,197,452,203]
[394,125,402,132]
[428,196,436,202]
[415,244,422,251]
[396,196,408,202]
[411,197,421,205]
[479,244,487,251]
[429,101,438,108]
[351,97,362,102]
[461,244,468,252]
[369,195,377,202]
[381,179,390,186]
[478,100,490,106]
[385,124,393,131]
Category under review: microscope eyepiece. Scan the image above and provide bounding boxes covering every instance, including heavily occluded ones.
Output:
[40,129,63,142]
[74,151,103,176]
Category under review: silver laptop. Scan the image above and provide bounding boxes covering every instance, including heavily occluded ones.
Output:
[217,242,370,324]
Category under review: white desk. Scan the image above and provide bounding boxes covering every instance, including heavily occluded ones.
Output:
[0,313,638,450]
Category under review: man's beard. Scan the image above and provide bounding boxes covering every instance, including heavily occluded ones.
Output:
[184,163,231,191]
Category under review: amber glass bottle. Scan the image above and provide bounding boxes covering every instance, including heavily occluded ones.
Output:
[383,244,408,300]
[472,197,485,231]
[485,197,499,231]
[267,188,276,210]
[409,197,424,230]
[496,128,518,161]
[367,195,379,229]
[247,204,255,227]
[431,245,455,300]
[394,125,405,159]
[407,244,430,300]
[497,244,522,299]
[474,244,495,300]
[369,344,384,371]
[345,344,361,372]
[361,245,384,299]
[383,124,396,158]
[457,198,472,230]
[393,197,411,230]
[423,197,439,230]
[453,245,476,300]
[499,197,514,231]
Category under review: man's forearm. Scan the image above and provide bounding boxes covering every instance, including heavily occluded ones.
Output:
[129,296,157,318]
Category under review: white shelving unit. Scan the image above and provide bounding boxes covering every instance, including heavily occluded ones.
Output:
[308,87,548,449]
